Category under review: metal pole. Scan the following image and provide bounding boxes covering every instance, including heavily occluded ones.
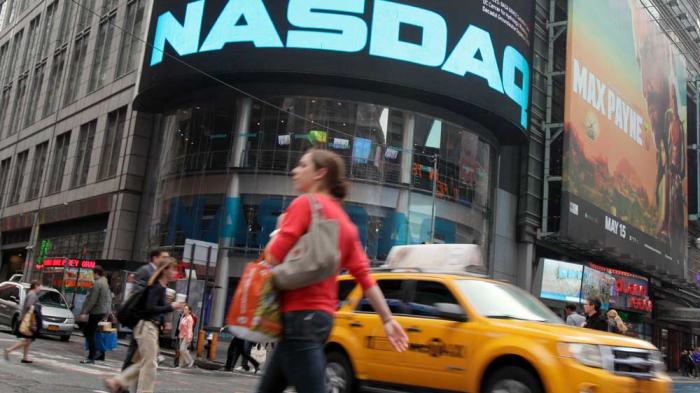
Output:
[430,154,438,243]
[202,247,213,322]
[185,243,195,301]
[71,258,80,308]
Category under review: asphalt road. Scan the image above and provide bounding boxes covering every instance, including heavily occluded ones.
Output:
[0,329,697,392]
[0,329,259,393]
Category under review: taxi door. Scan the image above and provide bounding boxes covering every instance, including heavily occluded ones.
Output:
[343,279,416,385]
[398,279,473,391]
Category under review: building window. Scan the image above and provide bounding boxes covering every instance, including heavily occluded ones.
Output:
[27,141,48,200]
[116,0,145,77]
[0,43,8,84]
[21,16,41,73]
[43,49,65,117]
[102,0,118,14]
[98,106,127,179]
[75,0,95,31]
[5,0,16,26]
[23,62,45,127]
[47,131,70,194]
[0,158,11,206]
[39,1,58,59]
[8,149,28,205]
[71,119,96,188]
[56,0,74,46]
[4,30,23,85]
[63,32,89,106]
[7,75,27,136]
[0,1,7,32]
[88,15,115,92]
[0,87,11,136]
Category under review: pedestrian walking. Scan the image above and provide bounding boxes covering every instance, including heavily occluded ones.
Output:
[177,305,195,368]
[564,303,586,327]
[104,257,184,393]
[692,348,700,378]
[256,149,409,393]
[221,327,260,374]
[582,297,608,332]
[4,281,42,363]
[681,350,691,377]
[606,309,628,335]
[121,249,170,372]
[80,265,111,364]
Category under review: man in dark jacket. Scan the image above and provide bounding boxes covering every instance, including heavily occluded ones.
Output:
[121,248,169,373]
[80,266,111,364]
[583,297,608,331]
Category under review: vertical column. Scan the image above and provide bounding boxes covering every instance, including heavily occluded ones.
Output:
[210,97,252,327]
[393,113,415,245]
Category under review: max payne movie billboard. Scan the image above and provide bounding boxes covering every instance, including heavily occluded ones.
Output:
[561,0,688,276]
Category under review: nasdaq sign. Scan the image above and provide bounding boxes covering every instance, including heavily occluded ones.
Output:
[139,0,535,135]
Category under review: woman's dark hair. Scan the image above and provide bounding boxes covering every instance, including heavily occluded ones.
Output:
[308,149,349,200]
[30,280,40,290]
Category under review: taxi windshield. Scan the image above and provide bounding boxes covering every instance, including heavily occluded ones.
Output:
[38,290,68,308]
[456,280,562,323]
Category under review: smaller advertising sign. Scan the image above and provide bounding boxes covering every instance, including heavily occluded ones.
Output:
[581,267,615,309]
[588,263,652,312]
[539,259,583,302]
[36,258,97,270]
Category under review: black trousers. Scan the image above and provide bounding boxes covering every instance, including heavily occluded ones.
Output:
[85,314,105,360]
[225,337,259,371]
[121,336,138,370]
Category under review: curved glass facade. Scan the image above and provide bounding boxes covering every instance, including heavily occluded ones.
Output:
[150,95,496,265]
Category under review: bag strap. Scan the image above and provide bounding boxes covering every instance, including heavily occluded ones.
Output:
[305,193,322,226]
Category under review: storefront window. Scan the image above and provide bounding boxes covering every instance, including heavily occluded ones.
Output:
[151,95,496,265]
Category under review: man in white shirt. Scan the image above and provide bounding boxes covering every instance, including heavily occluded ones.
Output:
[565,303,586,327]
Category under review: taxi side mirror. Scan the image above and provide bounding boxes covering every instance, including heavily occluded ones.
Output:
[9,295,18,304]
[435,303,467,322]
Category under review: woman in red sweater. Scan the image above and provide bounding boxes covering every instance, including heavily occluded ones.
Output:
[257,149,408,393]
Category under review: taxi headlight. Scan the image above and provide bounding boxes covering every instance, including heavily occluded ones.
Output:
[558,343,604,369]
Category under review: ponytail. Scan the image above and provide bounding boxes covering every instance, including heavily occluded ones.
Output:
[308,149,350,200]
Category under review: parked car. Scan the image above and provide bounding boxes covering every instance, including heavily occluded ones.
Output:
[0,281,75,341]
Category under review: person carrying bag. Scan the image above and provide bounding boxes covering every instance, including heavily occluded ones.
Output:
[253,149,408,393]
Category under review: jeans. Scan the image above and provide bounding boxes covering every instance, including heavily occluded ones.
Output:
[116,321,160,393]
[257,311,333,393]
[85,314,105,360]
[178,338,194,367]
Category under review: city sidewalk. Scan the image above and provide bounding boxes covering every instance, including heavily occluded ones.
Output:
[669,372,700,384]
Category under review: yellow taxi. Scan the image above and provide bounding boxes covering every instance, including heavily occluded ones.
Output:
[324,270,670,393]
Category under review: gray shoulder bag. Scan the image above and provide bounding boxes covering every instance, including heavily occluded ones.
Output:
[271,194,340,290]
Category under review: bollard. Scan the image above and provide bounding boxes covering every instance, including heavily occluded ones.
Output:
[209,332,218,361]
[197,330,206,358]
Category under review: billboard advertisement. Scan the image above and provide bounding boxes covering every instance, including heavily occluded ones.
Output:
[562,0,688,275]
[136,1,535,141]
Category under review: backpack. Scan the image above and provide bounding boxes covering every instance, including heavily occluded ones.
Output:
[117,288,147,329]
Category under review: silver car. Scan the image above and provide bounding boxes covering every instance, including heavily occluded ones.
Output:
[0,282,75,341]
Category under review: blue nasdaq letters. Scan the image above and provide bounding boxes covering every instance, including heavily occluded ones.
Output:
[150,0,530,128]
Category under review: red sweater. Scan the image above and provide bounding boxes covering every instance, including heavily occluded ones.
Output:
[268,194,375,315]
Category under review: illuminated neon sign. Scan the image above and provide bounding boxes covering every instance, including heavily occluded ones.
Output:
[149,0,530,128]
[37,258,96,270]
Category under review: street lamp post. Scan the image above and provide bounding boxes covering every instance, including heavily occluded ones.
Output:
[430,153,438,244]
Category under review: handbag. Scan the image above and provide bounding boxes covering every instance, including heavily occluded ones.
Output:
[225,259,281,343]
[19,305,36,336]
[271,194,340,290]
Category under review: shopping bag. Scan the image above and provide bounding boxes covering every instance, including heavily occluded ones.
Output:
[226,260,281,343]
[19,306,36,336]
[251,343,267,364]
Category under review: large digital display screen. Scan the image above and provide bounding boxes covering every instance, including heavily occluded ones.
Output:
[561,0,688,275]
[136,0,535,140]
[539,258,583,302]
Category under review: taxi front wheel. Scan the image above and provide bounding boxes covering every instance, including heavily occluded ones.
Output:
[482,366,543,393]
[325,352,356,393]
